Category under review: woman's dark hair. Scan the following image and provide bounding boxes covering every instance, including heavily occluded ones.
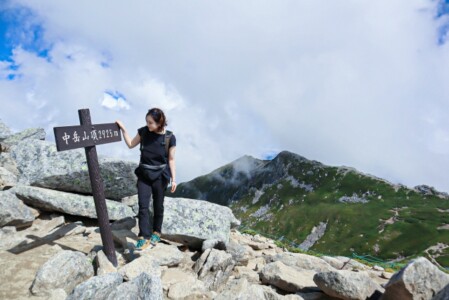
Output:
[146,108,167,132]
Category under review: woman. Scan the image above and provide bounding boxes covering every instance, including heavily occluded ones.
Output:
[116,108,177,250]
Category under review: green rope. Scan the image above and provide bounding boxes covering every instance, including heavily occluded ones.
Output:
[238,224,406,270]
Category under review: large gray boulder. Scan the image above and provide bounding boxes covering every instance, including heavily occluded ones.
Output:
[0,119,12,141]
[313,270,382,300]
[0,190,35,228]
[382,257,449,300]
[194,248,235,291]
[260,261,317,293]
[269,252,336,273]
[66,272,123,300]
[107,272,163,300]
[148,196,240,249]
[30,250,94,296]
[11,185,134,220]
[1,127,45,151]
[9,139,138,200]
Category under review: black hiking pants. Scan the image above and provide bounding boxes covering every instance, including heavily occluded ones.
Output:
[137,176,169,239]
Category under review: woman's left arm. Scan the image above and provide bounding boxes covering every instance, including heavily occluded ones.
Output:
[168,146,177,193]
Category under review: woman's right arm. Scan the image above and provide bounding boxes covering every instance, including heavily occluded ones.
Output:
[116,120,140,149]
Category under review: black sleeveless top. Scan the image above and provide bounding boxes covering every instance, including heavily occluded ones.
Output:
[137,126,176,180]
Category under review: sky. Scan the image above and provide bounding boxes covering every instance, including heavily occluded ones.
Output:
[0,0,449,193]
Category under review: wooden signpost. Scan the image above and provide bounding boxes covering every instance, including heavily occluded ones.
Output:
[53,108,122,266]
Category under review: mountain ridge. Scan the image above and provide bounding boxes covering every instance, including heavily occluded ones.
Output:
[172,150,449,265]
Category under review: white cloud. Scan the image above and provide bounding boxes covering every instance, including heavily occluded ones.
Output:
[101,92,130,111]
[0,0,449,192]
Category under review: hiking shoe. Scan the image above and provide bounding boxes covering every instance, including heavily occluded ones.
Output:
[150,233,161,247]
[135,237,151,251]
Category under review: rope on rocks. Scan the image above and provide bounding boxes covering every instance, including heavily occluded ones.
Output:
[237,224,405,270]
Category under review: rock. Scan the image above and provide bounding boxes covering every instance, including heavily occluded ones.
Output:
[366,269,390,286]
[107,272,163,300]
[66,272,123,300]
[414,184,448,198]
[382,257,449,300]
[194,248,235,291]
[118,255,161,281]
[321,256,345,270]
[270,253,335,273]
[121,194,138,207]
[381,271,393,280]
[0,127,45,151]
[30,250,94,296]
[177,249,199,271]
[233,266,260,283]
[0,166,17,189]
[138,243,184,267]
[330,256,370,271]
[226,239,250,266]
[249,256,267,272]
[214,278,259,300]
[215,278,293,300]
[133,195,239,250]
[202,238,226,251]
[0,225,18,249]
[161,268,197,292]
[106,281,139,299]
[167,277,209,299]
[261,248,279,257]
[96,250,118,275]
[284,295,305,300]
[248,240,270,250]
[313,270,383,300]
[64,221,87,236]
[0,152,19,176]
[0,119,12,141]
[48,288,68,300]
[12,185,134,220]
[0,190,35,228]
[373,265,385,272]
[9,139,138,200]
[260,261,317,293]
[0,225,16,235]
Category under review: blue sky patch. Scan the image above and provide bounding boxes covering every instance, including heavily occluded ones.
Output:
[0,5,52,62]
[436,0,449,44]
[0,9,14,61]
[105,90,126,101]
[262,151,279,160]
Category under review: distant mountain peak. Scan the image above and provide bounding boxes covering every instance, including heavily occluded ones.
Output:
[172,149,449,264]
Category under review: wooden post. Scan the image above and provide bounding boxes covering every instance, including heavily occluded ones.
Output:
[53,108,122,267]
[78,109,117,267]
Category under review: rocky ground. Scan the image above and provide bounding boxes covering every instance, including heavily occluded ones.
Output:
[2,120,449,299]
[2,211,449,300]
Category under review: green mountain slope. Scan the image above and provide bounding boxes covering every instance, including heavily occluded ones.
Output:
[171,151,449,265]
